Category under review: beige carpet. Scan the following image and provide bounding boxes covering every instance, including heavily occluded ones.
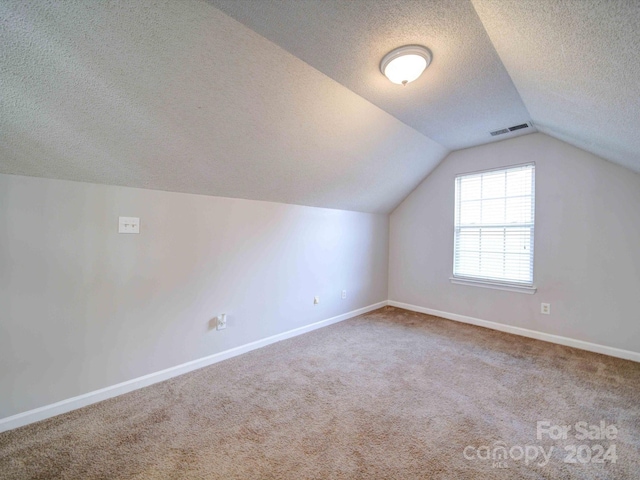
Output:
[1,306,639,479]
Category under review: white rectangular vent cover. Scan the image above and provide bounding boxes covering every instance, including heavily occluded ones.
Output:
[490,123,530,136]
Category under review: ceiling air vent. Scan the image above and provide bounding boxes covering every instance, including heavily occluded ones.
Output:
[508,123,529,132]
[490,122,530,136]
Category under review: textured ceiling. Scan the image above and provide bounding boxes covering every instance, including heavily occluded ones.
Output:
[1,1,638,215]
[0,0,447,213]
[209,0,534,150]
[471,0,640,173]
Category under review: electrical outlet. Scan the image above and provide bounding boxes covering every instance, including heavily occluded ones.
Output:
[314,296,320,305]
[217,313,227,330]
[341,290,347,299]
[541,303,551,315]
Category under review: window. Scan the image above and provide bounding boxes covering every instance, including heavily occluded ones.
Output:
[453,163,535,288]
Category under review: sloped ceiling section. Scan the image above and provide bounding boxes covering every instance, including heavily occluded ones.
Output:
[472,0,640,173]
[2,1,638,215]
[0,1,448,213]
[210,0,534,150]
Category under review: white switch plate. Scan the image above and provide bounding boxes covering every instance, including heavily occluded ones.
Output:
[541,303,551,315]
[314,296,320,305]
[118,217,140,234]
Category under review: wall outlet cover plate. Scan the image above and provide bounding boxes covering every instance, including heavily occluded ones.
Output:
[118,217,140,234]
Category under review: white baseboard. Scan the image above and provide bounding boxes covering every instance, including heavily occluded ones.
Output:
[5,299,636,433]
[388,300,640,363]
[0,301,387,433]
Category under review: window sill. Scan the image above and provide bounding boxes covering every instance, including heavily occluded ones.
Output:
[449,277,537,295]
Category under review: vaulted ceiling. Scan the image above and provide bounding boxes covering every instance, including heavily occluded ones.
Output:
[210,0,532,150]
[1,1,638,214]
[472,0,640,174]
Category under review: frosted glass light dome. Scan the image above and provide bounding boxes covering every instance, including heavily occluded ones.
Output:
[380,45,432,86]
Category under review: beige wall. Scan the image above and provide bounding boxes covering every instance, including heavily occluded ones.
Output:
[3,132,639,420]
[389,133,640,353]
[0,174,389,419]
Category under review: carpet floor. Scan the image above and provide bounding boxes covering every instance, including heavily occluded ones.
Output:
[1,306,639,479]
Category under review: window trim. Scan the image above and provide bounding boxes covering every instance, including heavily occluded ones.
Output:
[452,162,536,292]
[449,276,537,294]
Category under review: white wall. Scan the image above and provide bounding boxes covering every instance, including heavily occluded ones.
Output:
[389,133,640,353]
[0,174,389,419]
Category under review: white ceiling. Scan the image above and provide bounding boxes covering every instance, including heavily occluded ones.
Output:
[0,0,446,213]
[1,1,638,214]
[471,0,640,173]
[209,0,534,150]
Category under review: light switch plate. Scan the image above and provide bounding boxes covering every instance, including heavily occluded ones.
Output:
[118,217,140,234]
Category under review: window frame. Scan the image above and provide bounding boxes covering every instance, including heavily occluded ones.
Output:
[450,162,537,294]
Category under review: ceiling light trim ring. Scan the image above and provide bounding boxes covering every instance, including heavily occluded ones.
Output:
[380,45,432,85]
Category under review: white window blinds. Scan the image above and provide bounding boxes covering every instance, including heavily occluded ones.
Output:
[454,163,535,286]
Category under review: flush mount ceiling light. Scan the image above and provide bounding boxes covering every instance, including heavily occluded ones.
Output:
[380,45,432,86]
